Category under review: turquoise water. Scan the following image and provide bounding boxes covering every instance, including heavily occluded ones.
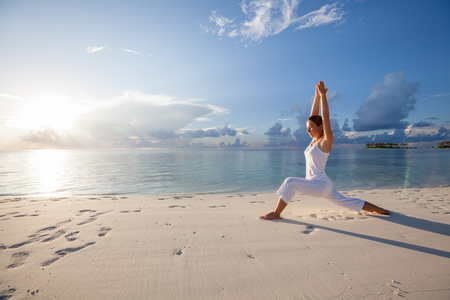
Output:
[0,149,449,196]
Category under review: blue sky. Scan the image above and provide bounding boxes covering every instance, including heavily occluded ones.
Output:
[0,0,449,149]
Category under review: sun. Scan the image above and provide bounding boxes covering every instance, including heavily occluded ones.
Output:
[18,95,82,131]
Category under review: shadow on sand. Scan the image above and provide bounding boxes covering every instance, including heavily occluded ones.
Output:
[276,212,450,258]
[372,211,450,236]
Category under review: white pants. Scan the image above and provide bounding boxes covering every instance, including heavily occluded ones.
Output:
[276,177,365,212]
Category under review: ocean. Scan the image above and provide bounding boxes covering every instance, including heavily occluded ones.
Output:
[0,149,449,196]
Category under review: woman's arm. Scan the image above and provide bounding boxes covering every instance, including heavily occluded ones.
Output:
[310,83,320,117]
[317,81,333,152]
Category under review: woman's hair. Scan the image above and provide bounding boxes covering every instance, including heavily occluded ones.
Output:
[308,115,323,127]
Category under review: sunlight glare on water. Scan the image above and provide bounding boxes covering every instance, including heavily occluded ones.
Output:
[28,150,67,195]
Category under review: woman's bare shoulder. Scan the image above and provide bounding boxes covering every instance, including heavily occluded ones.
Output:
[318,138,332,153]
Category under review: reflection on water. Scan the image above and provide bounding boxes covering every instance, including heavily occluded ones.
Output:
[0,149,449,196]
[28,150,67,195]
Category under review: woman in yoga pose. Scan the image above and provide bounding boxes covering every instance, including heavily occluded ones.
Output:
[261,81,390,220]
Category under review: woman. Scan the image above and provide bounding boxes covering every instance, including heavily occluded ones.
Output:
[261,81,390,220]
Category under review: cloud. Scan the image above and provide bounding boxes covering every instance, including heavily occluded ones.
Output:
[21,128,64,148]
[295,3,346,30]
[239,0,298,42]
[284,75,447,147]
[220,138,249,148]
[73,92,227,146]
[0,91,247,149]
[180,124,238,139]
[87,47,161,60]
[406,126,450,143]
[202,1,345,44]
[265,122,293,146]
[413,121,435,128]
[342,118,351,131]
[146,129,176,140]
[205,11,234,36]
[353,71,419,131]
[0,93,24,101]
[122,49,142,55]
[422,93,450,100]
[20,128,87,149]
[86,46,109,53]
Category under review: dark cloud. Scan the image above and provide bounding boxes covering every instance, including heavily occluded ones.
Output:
[182,124,238,139]
[412,121,435,128]
[265,123,291,137]
[220,138,249,148]
[342,118,351,131]
[265,123,294,147]
[353,71,419,131]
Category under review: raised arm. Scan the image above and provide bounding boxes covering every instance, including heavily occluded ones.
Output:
[317,81,333,152]
[310,83,320,117]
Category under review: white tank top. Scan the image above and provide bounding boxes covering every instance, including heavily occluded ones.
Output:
[304,141,329,180]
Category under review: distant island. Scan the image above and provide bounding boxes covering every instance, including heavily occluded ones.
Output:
[429,141,450,149]
[365,143,416,149]
[365,141,450,149]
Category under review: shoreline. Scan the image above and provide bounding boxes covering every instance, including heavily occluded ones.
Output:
[1,186,449,299]
[2,183,450,198]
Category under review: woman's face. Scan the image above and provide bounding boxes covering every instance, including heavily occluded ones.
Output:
[306,120,323,139]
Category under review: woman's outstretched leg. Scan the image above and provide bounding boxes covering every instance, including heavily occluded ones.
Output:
[260,198,287,220]
[362,201,390,215]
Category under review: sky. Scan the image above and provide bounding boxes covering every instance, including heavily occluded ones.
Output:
[0,0,449,149]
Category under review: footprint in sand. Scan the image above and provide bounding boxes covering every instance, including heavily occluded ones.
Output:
[169,205,186,209]
[77,209,97,216]
[29,219,72,238]
[12,214,28,218]
[10,220,73,249]
[6,251,29,269]
[41,242,96,266]
[209,205,227,208]
[0,288,16,299]
[0,211,20,218]
[250,201,265,204]
[65,231,80,242]
[98,227,112,237]
[303,225,318,234]
[8,238,38,249]
[41,229,66,243]
[77,217,97,225]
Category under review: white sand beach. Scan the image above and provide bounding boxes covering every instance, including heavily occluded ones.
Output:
[1,187,449,299]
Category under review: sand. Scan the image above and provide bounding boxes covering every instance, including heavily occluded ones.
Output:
[1,187,449,299]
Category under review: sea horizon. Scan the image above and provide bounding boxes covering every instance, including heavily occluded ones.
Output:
[1,148,449,197]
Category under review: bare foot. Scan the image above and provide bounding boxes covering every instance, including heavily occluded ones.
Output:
[362,202,390,215]
[373,208,390,215]
[260,212,283,220]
